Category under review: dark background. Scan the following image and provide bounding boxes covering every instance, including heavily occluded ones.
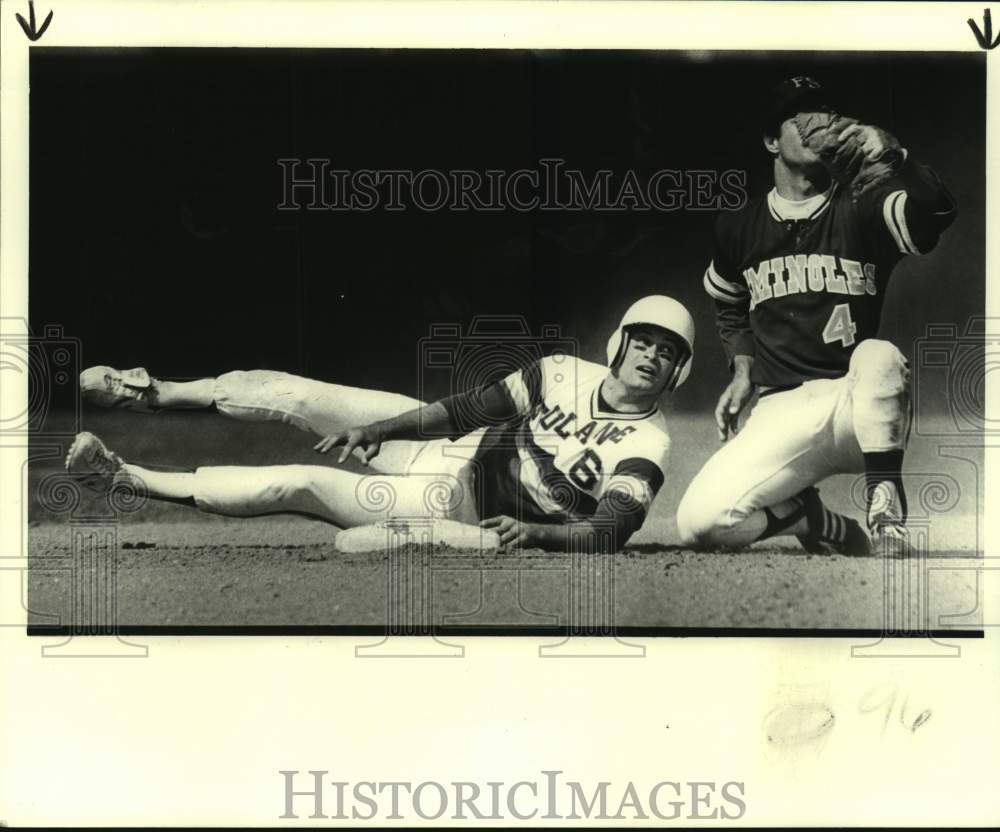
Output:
[30,49,984,412]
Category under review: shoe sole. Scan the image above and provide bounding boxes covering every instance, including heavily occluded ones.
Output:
[66,432,121,494]
[80,366,156,412]
[870,529,909,559]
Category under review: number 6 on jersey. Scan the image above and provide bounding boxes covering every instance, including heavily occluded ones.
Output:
[823,303,857,348]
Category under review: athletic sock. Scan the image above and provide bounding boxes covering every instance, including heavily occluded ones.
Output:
[813,503,850,545]
[153,378,218,410]
[757,498,807,542]
[863,449,908,520]
[123,463,197,502]
[151,495,198,507]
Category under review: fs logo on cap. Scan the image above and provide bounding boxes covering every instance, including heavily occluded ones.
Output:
[788,76,821,90]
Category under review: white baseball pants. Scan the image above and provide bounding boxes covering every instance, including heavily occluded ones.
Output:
[183,370,482,526]
[676,339,910,547]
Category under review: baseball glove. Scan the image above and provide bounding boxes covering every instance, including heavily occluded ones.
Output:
[793,111,904,199]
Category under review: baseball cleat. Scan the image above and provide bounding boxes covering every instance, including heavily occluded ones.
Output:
[870,521,908,558]
[796,486,872,556]
[80,365,158,411]
[65,431,126,494]
[867,480,909,558]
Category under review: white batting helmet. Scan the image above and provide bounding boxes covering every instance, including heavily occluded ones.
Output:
[606,295,695,391]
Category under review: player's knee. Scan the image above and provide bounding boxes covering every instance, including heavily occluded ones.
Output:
[215,370,267,412]
[215,370,314,430]
[849,339,909,395]
[260,465,316,506]
[676,488,748,548]
[215,370,255,401]
[849,341,911,451]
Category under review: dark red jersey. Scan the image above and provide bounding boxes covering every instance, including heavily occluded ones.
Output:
[703,157,956,388]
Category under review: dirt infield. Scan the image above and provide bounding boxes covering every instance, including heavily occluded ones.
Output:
[26,521,981,630]
[26,409,984,630]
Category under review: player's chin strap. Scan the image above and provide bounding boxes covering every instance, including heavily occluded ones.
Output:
[667,342,691,392]
[614,331,631,368]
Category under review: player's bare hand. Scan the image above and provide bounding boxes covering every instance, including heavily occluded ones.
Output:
[715,375,754,442]
[313,425,383,465]
[480,515,531,550]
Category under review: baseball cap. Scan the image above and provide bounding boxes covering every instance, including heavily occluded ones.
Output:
[762,75,836,134]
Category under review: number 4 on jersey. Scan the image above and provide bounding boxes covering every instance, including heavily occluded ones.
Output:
[823,303,857,348]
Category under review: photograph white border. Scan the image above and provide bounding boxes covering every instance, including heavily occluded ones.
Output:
[1,1,997,825]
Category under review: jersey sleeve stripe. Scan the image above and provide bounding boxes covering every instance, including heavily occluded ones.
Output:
[522,358,544,407]
[502,371,531,413]
[704,271,744,303]
[604,474,655,511]
[440,382,519,436]
[503,359,544,414]
[882,190,922,255]
[894,191,922,255]
[704,263,747,304]
[612,456,666,493]
[707,261,747,296]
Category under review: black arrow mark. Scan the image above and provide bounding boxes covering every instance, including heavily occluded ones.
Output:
[968,8,1000,49]
[16,0,54,42]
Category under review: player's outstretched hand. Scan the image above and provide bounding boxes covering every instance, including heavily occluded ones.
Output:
[480,515,530,550]
[314,425,383,465]
[715,375,754,442]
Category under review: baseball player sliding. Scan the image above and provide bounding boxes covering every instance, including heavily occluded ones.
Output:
[68,296,694,553]
[679,76,957,555]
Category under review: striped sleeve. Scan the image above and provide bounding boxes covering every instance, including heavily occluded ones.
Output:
[502,357,544,414]
[703,260,749,304]
[868,155,956,257]
[439,381,518,437]
[440,358,544,436]
[591,455,667,547]
[602,455,666,514]
[882,190,922,255]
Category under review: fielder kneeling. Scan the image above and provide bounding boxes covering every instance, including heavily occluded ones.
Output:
[68,295,694,553]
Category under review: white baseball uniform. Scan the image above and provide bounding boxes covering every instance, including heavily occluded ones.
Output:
[181,357,671,541]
